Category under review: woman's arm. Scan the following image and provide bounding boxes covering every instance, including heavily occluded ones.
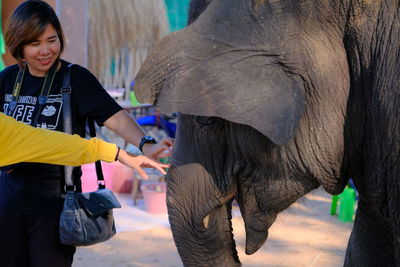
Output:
[0,113,169,176]
[103,110,174,159]
[0,112,117,166]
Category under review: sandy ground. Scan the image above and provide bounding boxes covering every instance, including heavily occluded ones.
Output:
[73,189,353,267]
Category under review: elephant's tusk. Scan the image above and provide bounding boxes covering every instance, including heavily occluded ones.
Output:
[203,215,210,228]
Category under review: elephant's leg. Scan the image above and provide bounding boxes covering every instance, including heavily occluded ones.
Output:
[167,114,240,266]
[344,199,395,267]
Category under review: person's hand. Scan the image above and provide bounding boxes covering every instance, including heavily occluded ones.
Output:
[142,137,174,159]
[117,149,170,179]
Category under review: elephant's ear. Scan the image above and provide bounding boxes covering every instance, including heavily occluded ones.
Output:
[135,0,332,145]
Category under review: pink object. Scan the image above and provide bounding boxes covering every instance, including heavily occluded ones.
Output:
[111,161,134,193]
[141,182,167,214]
[80,162,115,192]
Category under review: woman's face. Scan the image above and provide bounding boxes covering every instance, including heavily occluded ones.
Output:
[22,24,61,77]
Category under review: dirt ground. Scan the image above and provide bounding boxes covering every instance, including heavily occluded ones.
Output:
[73,190,353,267]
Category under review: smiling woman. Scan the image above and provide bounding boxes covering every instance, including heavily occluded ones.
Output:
[0,1,173,266]
[5,2,64,71]
[21,24,61,77]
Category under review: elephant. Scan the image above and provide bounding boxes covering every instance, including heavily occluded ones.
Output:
[134,0,400,266]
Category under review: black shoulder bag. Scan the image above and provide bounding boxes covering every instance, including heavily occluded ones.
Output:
[59,64,121,246]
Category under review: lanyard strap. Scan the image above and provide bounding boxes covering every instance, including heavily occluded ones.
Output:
[31,63,58,126]
[7,67,25,116]
[8,62,58,126]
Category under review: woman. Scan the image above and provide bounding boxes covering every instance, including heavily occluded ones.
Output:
[0,112,168,178]
[0,1,174,266]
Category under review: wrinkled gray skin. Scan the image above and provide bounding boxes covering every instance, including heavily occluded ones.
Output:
[135,0,399,266]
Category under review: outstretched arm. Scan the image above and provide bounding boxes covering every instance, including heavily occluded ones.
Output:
[0,113,169,176]
[103,110,174,159]
[0,113,117,166]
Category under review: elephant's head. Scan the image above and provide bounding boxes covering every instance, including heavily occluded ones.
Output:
[135,0,399,265]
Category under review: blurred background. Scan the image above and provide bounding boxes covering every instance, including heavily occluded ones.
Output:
[1,0,190,102]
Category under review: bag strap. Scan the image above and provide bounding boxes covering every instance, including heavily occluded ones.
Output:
[88,118,106,189]
[61,64,106,191]
[61,64,74,190]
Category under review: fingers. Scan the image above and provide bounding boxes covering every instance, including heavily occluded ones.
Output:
[155,166,167,175]
[160,137,174,147]
[117,150,149,178]
[159,144,172,154]
[157,149,172,158]
[143,143,172,159]
[155,162,169,175]
[150,145,172,159]
[135,166,149,179]
[161,144,172,150]
[142,157,169,175]
[118,150,169,178]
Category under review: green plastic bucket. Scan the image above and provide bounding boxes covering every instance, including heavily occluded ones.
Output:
[338,186,356,222]
[130,91,141,107]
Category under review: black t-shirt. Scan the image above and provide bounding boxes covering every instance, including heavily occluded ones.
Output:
[0,60,122,215]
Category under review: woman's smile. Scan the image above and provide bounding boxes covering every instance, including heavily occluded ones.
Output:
[22,24,60,77]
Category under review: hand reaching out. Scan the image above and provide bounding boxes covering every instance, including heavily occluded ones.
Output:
[117,149,170,179]
[142,137,174,159]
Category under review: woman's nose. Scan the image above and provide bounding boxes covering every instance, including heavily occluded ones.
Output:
[39,44,50,55]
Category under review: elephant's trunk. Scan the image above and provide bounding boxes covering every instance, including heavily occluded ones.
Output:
[166,114,241,266]
[167,163,240,266]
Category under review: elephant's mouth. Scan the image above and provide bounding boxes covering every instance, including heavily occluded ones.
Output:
[166,141,287,266]
[241,211,277,255]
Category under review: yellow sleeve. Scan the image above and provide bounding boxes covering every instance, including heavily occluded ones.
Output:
[0,113,118,167]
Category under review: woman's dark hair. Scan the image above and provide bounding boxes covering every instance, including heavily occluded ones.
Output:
[5,0,65,68]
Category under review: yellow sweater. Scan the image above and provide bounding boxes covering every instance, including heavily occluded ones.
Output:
[0,113,117,167]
